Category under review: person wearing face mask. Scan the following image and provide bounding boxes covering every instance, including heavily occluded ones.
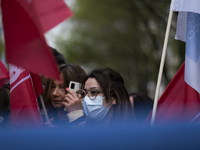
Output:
[76,67,135,127]
[42,64,86,128]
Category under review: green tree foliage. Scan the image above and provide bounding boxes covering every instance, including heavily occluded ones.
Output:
[0,40,4,58]
[56,0,184,98]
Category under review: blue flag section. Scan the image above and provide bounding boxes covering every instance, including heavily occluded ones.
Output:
[0,125,200,150]
[185,12,200,93]
[186,12,200,63]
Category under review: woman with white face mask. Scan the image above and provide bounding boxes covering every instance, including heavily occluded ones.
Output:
[76,67,135,126]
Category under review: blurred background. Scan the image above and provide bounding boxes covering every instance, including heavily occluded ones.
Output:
[0,0,185,99]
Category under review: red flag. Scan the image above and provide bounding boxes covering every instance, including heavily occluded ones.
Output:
[30,73,44,98]
[10,64,43,129]
[16,0,73,34]
[0,60,9,88]
[145,62,200,124]
[1,0,73,80]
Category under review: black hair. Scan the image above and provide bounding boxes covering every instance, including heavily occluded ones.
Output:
[50,47,68,66]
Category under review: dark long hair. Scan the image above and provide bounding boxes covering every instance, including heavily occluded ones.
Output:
[82,67,134,124]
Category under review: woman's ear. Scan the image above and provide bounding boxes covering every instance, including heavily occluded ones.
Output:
[112,97,116,105]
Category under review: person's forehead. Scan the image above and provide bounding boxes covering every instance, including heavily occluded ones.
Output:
[52,74,64,85]
[85,78,100,88]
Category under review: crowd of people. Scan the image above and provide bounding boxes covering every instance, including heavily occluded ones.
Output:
[0,47,154,130]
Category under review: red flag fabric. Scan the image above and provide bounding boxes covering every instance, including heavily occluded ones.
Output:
[30,73,44,98]
[0,60,9,88]
[145,62,200,124]
[1,0,73,80]
[16,0,73,34]
[10,64,43,129]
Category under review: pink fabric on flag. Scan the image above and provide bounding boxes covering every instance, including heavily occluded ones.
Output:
[10,64,43,129]
[145,62,200,124]
[0,60,9,88]
[1,0,73,80]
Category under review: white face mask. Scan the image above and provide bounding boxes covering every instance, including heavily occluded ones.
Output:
[82,96,110,122]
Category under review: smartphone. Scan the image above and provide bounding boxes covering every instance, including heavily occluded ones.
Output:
[64,81,82,112]
[69,81,82,93]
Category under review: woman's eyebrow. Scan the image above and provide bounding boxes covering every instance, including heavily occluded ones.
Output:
[84,87,100,90]
[89,87,101,90]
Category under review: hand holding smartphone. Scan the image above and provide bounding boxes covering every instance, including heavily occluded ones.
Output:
[64,81,82,112]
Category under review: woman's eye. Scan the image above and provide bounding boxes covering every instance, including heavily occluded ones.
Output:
[91,91,99,96]
[51,85,56,89]
[59,86,65,91]
[80,92,86,98]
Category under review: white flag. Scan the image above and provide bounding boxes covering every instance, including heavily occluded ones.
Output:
[170,0,200,14]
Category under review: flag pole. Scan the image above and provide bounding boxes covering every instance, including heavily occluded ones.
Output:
[151,10,173,126]
[39,94,49,122]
